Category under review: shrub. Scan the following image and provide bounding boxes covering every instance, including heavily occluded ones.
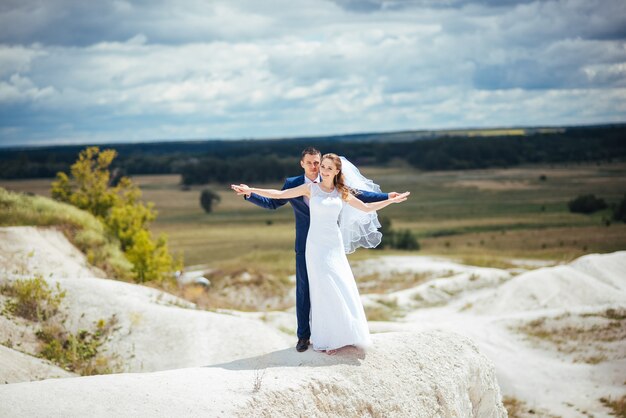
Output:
[377,216,395,249]
[376,216,420,251]
[200,188,221,213]
[613,194,626,223]
[394,229,420,250]
[567,194,607,214]
[1,274,122,375]
[1,276,66,321]
[36,315,120,375]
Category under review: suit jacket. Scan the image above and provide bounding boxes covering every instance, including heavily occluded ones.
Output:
[245,175,389,254]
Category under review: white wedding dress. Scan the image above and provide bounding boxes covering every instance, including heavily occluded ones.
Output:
[305,183,372,351]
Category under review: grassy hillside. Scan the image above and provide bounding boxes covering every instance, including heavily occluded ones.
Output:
[2,161,625,312]
[0,188,133,280]
[123,161,626,266]
[2,161,625,278]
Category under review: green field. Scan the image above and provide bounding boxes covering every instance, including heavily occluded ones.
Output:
[2,161,625,273]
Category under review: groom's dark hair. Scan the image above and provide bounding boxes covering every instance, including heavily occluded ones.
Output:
[301,146,321,160]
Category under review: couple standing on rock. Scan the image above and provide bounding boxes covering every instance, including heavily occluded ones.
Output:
[231,147,409,355]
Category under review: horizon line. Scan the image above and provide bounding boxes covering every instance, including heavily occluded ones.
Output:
[1,120,625,151]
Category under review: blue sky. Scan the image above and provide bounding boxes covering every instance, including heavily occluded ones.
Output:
[0,0,625,146]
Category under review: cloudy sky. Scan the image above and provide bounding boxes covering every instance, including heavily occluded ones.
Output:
[1,0,625,146]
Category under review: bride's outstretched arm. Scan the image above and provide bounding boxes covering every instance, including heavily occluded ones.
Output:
[346,191,410,213]
[231,183,309,199]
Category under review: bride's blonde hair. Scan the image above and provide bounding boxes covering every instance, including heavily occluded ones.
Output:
[322,153,356,201]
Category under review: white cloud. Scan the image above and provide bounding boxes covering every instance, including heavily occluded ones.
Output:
[0,45,47,78]
[0,0,624,146]
[0,73,56,103]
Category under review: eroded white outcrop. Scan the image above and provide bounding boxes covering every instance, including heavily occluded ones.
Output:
[0,330,506,418]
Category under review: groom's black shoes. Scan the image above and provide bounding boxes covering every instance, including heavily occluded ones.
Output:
[296,338,310,352]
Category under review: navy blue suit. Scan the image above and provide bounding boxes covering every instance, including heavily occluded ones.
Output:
[245,174,389,340]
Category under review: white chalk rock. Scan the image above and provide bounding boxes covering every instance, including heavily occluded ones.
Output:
[0,330,506,418]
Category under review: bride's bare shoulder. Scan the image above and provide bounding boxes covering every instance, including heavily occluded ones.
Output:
[300,182,312,196]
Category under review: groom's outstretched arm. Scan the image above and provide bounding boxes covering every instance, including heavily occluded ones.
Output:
[356,190,389,203]
[244,180,290,210]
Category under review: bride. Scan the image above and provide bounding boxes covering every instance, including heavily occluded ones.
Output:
[231,154,410,354]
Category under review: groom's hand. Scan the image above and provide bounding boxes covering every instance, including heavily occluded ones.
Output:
[388,192,401,199]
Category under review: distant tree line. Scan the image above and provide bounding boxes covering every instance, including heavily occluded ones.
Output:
[1,125,624,183]
[180,155,298,185]
[404,126,625,170]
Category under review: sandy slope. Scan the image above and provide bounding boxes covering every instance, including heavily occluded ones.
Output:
[470,252,626,315]
[4,226,624,416]
[46,276,292,372]
[0,274,293,375]
[0,227,292,378]
[363,252,626,417]
[0,226,104,279]
[0,345,75,384]
[0,330,506,418]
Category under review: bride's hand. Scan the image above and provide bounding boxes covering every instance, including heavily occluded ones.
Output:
[389,191,410,203]
[231,184,252,196]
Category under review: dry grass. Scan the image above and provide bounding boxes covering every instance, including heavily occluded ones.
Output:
[1,276,66,322]
[171,265,295,312]
[502,396,525,418]
[365,298,403,322]
[600,394,626,417]
[458,255,519,270]
[512,308,626,364]
[412,292,447,308]
[583,308,626,321]
[420,224,626,263]
[151,222,295,267]
[451,180,538,191]
[502,396,562,418]
[252,368,266,393]
[355,271,434,294]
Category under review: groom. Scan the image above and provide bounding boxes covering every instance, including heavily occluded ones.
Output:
[234,147,395,352]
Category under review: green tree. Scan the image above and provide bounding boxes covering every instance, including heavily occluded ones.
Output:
[106,177,157,251]
[51,147,180,283]
[125,230,176,283]
[200,188,221,213]
[51,147,119,219]
[568,194,607,214]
